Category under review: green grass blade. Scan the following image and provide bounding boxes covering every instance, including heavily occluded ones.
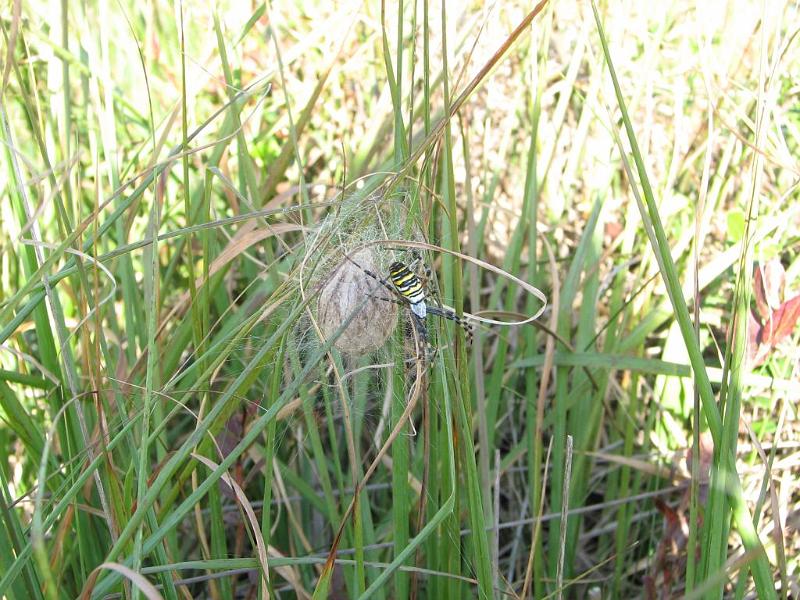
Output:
[591,2,775,596]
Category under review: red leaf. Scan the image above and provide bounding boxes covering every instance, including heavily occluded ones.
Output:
[748,310,763,365]
[753,260,786,321]
[760,294,800,346]
[753,265,770,321]
[763,259,786,306]
[605,221,624,241]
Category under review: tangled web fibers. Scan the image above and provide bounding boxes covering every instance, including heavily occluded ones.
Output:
[295,188,419,360]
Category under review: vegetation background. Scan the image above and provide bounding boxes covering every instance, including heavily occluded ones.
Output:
[0,0,798,598]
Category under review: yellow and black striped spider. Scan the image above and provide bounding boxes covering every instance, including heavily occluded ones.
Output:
[347,250,473,361]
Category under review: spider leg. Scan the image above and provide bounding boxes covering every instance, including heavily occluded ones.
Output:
[403,250,430,281]
[410,313,434,364]
[344,254,424,348]
[381,248,432,284]
[400,254,472,344]
[342,251,439,365]
[371,295,432,364]
[384,250,472,348]
[381,247,423,262]
[343,253,401,298]
[367,294,405,307]
[427,305,474,345]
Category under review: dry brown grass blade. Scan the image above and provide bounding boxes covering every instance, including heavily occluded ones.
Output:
[1,0,21,95]
[397,0,551,177]
[191,454,277,600]
[78,562,164,600]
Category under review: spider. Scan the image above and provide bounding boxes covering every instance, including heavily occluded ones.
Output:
[346,250,473,362]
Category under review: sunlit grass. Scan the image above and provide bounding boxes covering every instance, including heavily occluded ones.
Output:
[1,1,798,598]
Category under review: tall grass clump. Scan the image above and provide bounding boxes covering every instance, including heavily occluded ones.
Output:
[1,1,798,599]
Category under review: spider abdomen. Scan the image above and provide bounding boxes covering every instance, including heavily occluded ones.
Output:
[388,261,427,318]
